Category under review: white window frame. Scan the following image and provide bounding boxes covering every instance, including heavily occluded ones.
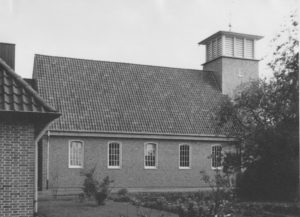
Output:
[178,144,191,169]
[211,145,222,170]
[68,140,84,168]
[144,142,158,169]
[107,141,122,169]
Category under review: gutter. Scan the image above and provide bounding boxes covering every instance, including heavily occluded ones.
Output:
[47,131,50,189]
[34,123,52,215]
[49,130,238,142]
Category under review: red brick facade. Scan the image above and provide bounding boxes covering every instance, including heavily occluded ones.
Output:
[0,120,35,217]
[0,53,60,217]
[40,134,234,194]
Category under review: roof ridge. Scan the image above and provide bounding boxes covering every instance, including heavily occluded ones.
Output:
[0,58,58,113]
[34,54,205,72]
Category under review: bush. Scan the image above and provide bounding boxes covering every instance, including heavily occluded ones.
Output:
[96,176,114,205]
[81,168,114,205]
[131,191,300,217]
[118,188,129,196]
[113,188,131,202]
[81,167,99,199]
[129,170,236,217]
[236,158,299,201]
[95,191,108,205]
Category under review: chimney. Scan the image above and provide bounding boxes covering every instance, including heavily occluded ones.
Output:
[0,43,15,70]
[199,31,263,98]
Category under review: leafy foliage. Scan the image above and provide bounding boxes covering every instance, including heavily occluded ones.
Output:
[81,167,114,205]
[81,167,99,199]
[200,170,235,216]
[216,12,299,201]
[96,176,114,205]
[131,192,299,217]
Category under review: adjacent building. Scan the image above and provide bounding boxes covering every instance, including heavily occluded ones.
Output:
[0,43,60,216]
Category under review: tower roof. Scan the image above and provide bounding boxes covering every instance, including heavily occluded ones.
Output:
[198,31,263,45]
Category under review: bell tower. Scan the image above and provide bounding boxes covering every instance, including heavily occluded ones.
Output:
[199,31,263,97]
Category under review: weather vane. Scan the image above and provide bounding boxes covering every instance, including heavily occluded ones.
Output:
[228,0,234,31]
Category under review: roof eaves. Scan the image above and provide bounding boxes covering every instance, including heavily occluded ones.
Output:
[48,129,236,138]
[198,31,263,45]
[48,130,238,142]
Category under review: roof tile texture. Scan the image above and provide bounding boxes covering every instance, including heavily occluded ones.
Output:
[0,63,53,113]
[33,55,232,135]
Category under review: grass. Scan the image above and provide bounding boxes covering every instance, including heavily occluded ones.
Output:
[38,199,179,217]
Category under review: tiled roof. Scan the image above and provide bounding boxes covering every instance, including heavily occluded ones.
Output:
[33,54,235,136]
[0,58,59,114]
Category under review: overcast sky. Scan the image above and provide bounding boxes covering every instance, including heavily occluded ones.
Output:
[0,0,297,78]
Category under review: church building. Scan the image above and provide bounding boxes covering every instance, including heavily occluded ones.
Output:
[33,31,262,194]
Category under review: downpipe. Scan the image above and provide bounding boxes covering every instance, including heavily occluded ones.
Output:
[34,125,51,216]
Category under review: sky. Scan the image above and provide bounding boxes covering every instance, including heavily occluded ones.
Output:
[0,0,298,78]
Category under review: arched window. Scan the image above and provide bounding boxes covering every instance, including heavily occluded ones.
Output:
[144,143,157,169]
[179,144,191,169]
[108,142,121,168]
[211,145,222,169]
[69,140,84,168]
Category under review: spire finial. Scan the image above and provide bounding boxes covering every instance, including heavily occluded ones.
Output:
[228,0,234,31]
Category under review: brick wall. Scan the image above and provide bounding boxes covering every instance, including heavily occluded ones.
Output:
[42,135,233,192]
[203,56,259,98]
[0,120,35,217]
[222,57,259,97]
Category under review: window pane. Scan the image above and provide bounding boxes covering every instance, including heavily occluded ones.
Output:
[108,142,120,167]
[69,141,83,167]
[212,145,222,168]
[145,143,156,167]
[179,145,190,168]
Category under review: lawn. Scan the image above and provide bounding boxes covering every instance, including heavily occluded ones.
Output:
[38,199,179,217]
[38,194,300,217]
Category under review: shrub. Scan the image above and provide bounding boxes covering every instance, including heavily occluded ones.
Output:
[81,167,99,199]
[200,170,235,215]
[114,188,131,202]
[118,188,129,196]
[94,176,114,205]
[95,191,108,205]
[81,168,114,205]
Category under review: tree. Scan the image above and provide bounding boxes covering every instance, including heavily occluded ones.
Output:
[216,12,299,201]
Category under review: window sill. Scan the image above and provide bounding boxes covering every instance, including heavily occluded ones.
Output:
[69,166,83,169]
[108,166,121,169]
[144,167,157,170]
[179,167,191,170]
[211,167,223,170]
